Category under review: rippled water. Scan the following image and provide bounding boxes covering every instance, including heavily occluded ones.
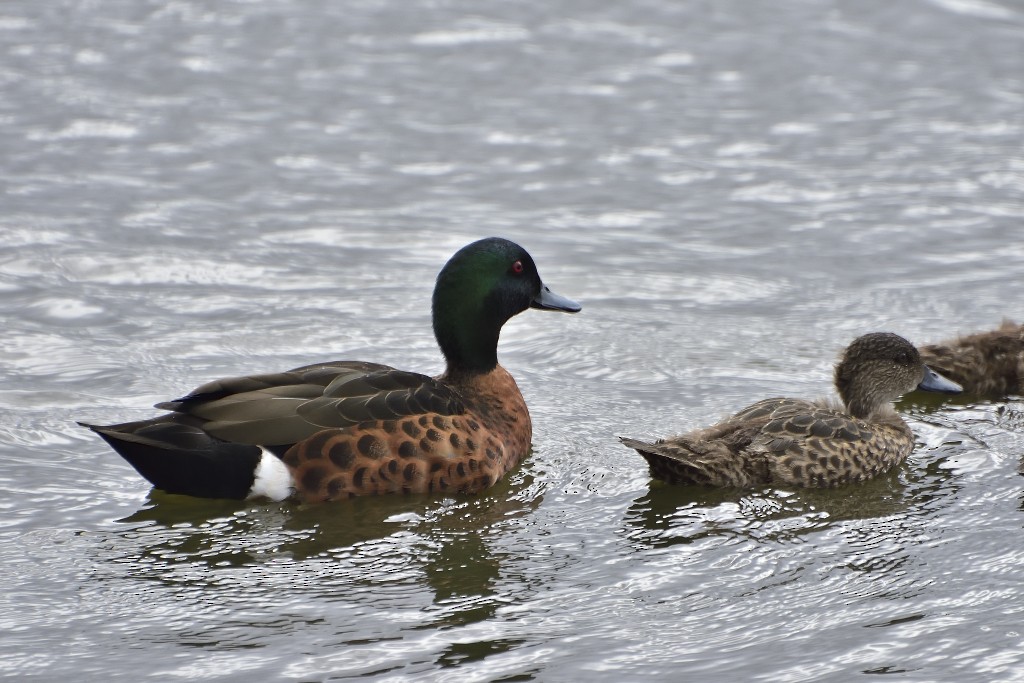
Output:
[2,0,1024,680]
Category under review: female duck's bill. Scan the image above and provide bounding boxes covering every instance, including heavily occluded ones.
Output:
[918,364,963,394]
[81,237,580,503]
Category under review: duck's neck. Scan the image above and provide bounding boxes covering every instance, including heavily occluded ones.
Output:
[436,328,499,377]
[433,293,506,377]
[842,387,896,421]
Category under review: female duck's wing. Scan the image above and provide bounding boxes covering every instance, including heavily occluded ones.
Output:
[622,398,880,488]
[758,407,874,449]
[620,398,817,487]
[752,403,901,487]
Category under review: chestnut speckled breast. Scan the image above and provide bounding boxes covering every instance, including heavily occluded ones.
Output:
[285,367,532,501]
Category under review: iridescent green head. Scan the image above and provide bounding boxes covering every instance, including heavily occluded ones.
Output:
[432,237,580,375]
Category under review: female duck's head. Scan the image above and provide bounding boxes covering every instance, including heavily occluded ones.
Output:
[834,332,961,419]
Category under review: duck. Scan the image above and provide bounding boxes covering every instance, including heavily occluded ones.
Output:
[620,332,962,489]
[80,237,581,502]
[917,320,1023,398]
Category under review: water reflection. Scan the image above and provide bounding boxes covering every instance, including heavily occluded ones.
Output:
[0,0,1021,674]
[987,402,1024,508]
[616,459,969,625]
[993,402,1024,432]
[906,398,1024,508]
[622,475,909,550]
[623,438,966,548]
[108,467,545,642]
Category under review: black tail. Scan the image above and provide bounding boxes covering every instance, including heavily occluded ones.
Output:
[79,416,262,500]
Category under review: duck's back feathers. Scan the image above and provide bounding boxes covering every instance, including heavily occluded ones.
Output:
[297,368,466,429]
[155,361,394,446]
[159,361,390,409]
[620,397,902,488]
[145,360,468,448]
[918,320,1024,398]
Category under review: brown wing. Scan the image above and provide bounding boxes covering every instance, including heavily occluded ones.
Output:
[727,397,820,424]
[159,361,392,409]
[750,401,875,453]
[296,369,466,427]
[617,399,810,487]
[154,360,463,446]
[753,404,905,487]
[622,398,885,488]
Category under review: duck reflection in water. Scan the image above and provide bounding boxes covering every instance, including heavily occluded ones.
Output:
[113,466,546,635]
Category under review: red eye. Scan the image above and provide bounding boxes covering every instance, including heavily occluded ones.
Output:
[511,260,524,274]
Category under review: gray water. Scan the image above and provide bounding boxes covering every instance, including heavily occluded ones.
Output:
[2,0,1024,680]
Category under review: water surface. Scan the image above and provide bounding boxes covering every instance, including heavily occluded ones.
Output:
[2,0,1024,680]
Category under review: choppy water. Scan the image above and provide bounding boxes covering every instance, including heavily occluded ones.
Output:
[2,0,1024,680]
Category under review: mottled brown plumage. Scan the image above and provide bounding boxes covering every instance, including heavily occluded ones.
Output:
[285,367,531,501]
[918,320,1024,398]
[81,238,580,502]
[620,333,962,489]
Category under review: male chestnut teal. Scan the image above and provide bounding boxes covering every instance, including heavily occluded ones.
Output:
[620,333,962,489]
[80,237,580,502]
[918,320,1023,398]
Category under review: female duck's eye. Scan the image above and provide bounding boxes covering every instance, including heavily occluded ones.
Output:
[511,260,524,274]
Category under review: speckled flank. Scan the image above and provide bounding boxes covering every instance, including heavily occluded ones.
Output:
[622,399,915,489]
[621,333,957,489]
[283,366,531,501]
[919,320,1024,398]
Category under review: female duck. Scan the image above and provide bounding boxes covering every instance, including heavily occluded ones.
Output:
[82,237,580,502]
[918,320,1023,398]
[620,332,961,488]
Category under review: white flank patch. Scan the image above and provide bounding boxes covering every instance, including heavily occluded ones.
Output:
[247,448,294,501]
